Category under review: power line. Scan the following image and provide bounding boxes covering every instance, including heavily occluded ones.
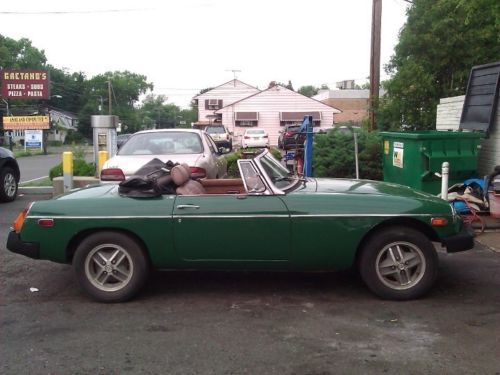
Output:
[0,8,150,15]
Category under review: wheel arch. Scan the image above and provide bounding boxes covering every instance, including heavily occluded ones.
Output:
[65,228,152,265]
[1,158,20,181]
[354,217,439,266]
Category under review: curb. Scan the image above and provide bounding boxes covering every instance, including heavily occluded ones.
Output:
[18,186,53,195]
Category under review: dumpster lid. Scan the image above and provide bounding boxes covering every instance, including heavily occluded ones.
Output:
[459,61,500,135]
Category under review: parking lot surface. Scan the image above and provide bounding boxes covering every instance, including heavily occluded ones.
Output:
[1,194,499,374]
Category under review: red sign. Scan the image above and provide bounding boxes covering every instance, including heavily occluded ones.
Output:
[1,70,50,100]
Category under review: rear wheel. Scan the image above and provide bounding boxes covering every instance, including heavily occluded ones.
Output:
[73,231,149,302]
[358,227,438,300]
[0,167,18,202]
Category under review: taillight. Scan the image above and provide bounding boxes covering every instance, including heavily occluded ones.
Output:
[101,168,125,181]
[13,207,29,233]
[285,132,294,138]
[190,166,206,179]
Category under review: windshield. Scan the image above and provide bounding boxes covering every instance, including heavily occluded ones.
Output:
[258,152,298,190]
[118,132,203,155]
[206,127,225,134]
[286,126,300,133]
[246,129,265,135]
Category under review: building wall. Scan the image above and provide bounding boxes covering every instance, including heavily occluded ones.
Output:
[436,95,500,176]
[195,80,260,123]
[218,85,339,146]
[325,98,369,124]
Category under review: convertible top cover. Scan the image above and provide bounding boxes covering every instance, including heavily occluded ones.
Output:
[118,158,178,198]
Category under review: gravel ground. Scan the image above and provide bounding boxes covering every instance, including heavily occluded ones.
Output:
[1,194,499,374]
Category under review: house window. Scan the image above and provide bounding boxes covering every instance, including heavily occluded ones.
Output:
[235,112,259,127]
[205,99,223,110]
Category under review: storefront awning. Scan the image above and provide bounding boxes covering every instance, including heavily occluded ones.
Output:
[280,111,321,121]
[235,112,258,121]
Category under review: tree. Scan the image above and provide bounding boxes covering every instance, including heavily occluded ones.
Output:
[0,35,47,69]
[77,71,153,136]
[268,81,293,89]
[378,0,500,130]
[313,127,382,180]
[298,85,319,97]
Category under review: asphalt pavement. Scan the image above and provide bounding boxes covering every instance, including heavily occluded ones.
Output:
[16,147,93,183]
[1,194,500,374]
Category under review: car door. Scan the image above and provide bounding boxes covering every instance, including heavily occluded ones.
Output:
[172,180,290,264]
[203,134,227,178]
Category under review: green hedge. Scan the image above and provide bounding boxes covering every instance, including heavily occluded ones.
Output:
[225,147,282,178]
[313,128,382,180]
[49,158,96,180]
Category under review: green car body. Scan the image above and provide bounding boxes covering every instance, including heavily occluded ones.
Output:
[7,150,473,301]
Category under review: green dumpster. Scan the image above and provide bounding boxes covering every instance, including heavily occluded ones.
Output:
[380,131,483,194]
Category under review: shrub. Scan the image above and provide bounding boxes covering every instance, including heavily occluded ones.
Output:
[64,130,86,144]
[224,147,282,178]
[49,158,96,180]
[313,128,382,180]
[47,140,63,147]
[225,149,243,178]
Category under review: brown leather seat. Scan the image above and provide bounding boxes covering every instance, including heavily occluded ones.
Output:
[171,164,206,195]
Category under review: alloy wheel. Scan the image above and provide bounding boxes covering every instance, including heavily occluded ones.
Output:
[84,244,134,292]
[375,241,426,290]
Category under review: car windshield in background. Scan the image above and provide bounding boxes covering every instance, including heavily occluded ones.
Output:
[118,132,203,155]
[247,129,265,135]
[206,127,225,134]
[287,126,300,132]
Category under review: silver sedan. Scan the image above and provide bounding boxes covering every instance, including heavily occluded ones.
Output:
[101,129,228,181]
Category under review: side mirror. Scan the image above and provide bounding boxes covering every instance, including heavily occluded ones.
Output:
[218,147,231,154]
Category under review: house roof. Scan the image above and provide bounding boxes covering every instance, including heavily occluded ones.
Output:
[215,84,342,113]
[193,79,260,99]
[49,108,78,119]
[313,89,386,101]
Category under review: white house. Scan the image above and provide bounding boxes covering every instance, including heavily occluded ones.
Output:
[436,95,500,176]
[216,85,341,146]
[192,79,260,127]
[48,109,79,143]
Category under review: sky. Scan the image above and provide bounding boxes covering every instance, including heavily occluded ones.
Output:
[1,0,409,108]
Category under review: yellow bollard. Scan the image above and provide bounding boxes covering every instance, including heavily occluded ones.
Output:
[98,150,109,176]
[62,151,73,192]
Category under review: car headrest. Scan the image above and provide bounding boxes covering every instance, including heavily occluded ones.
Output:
[171,164,191,185]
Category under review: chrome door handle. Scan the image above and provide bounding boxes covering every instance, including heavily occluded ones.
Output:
[176,204,200,209]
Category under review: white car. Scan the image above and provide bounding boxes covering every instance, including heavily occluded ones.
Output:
[241,128,269,149]
[101,129,228,181]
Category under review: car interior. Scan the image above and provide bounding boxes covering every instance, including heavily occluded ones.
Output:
[171,164,247,195]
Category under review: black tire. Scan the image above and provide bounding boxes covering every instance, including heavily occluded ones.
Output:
[358,226,438,300]
[73,231,149,302]
[0,166,18,202]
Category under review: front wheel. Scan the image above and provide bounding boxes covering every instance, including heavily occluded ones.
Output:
[358,227,438,300]
[0,167,18,202]
[73,231,149,302]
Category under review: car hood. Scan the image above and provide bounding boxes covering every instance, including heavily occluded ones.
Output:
[296,178,443,201]
[103,154,203,176]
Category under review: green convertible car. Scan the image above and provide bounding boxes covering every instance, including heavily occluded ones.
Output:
[7,150,474,302]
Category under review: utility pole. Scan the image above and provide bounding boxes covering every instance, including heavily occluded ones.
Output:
[369,0,382,132]
[107,80,112,115]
